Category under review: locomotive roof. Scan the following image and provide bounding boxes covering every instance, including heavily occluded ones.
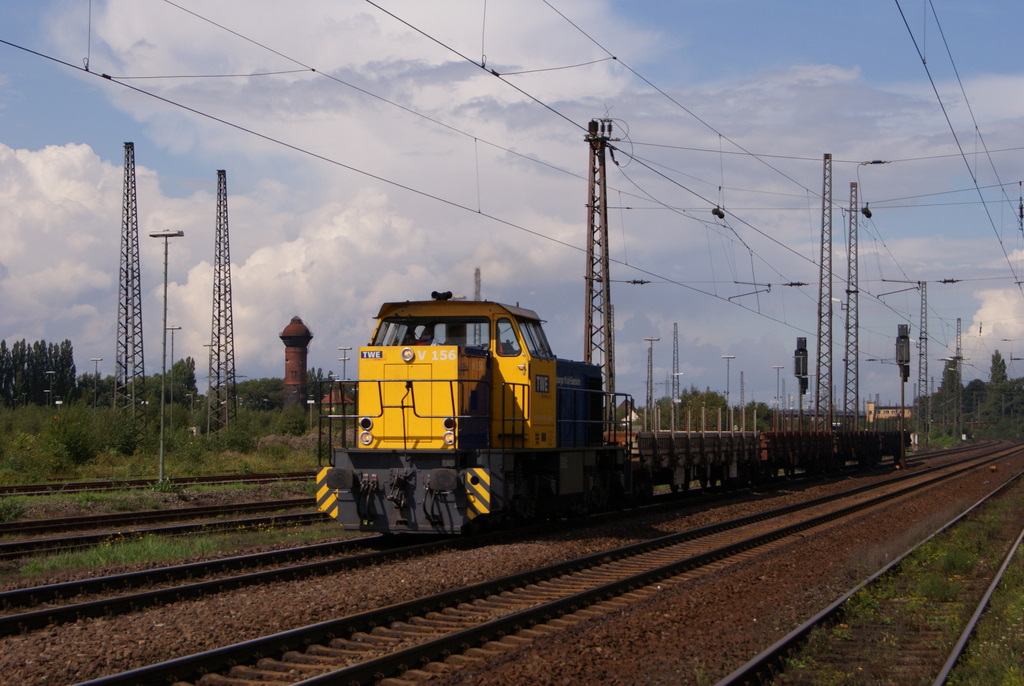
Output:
[375,299,543,322]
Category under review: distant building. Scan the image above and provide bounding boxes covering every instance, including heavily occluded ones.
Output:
[865,401,911,424]
[280,316,313,408]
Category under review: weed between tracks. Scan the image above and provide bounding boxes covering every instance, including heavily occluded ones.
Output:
[7,480,317,522]
[945,538,1024,685]
[8,521,351,581]
[780,491,1024,685]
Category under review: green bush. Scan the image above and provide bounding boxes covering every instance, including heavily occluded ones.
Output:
[103,411,143,456]
[0,431,60,482]
[0,497,26,523]
[272,404,308,436]
[211,417,258,453]
[169,430,208,473]
[43,405,98,465]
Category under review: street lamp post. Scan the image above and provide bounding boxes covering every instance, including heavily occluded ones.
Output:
[150,229,184,481]
[166,326,181,430]
[338,346,352,380]
[644,337,660,431]
[772,365,784,430]
[45,370,55,407]
[89,358,103,408]
[670,371,685,431]
[721,355,735,408]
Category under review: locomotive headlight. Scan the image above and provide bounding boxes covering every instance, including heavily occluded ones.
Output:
[359,431,373,446]
[442,431,455,446]
[443,417,456,430]
[401,347,415,362]
[359,417,373,431]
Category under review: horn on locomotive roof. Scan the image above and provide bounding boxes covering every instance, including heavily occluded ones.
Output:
[431,290,453,301]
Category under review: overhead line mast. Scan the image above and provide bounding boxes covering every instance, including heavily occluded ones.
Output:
[843,182,859,427]
[584,119,615,394]
[114,142,145,434]
[206,169,238,433]
[815,153,833,428]
[953,317,962,440]
[918,281,928,441]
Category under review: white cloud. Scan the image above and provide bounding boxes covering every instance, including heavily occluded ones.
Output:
[3,1,1023,403]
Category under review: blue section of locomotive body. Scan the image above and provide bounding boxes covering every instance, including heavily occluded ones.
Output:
[555,359,605,448]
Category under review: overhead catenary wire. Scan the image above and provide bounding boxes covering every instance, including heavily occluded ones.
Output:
[168,0,847,300]
[893,0,1024,301]
[150,2,832,312]
[157,0,960,330]
[9,2,1009,372]
[0,35,813,337]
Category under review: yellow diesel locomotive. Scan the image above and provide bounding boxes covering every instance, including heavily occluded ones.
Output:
[315,293,633,534]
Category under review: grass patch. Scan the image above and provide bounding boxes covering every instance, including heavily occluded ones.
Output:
[0,497,27,523]
[946,537,1024,685]
[13,522,351,580]
[918,571,963,603]
[782,490,1024,683]
[19,533,224,577]
[10,479,314,522]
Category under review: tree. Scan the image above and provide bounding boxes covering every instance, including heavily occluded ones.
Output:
[307,367,326,402]
[171,356,198,402]
[0,338,76,407]
[236,377,285,410]
[667,386,727,431]
[964,379,986,425]
[990,350,1008,384]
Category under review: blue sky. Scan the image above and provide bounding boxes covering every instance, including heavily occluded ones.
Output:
[2,0,1023,411]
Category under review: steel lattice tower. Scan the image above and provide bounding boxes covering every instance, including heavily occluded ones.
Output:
[206,170,237,433]
[843,182,859,427]
[114,142,145,430]
[671,323,680,430]
[583,119,615,394]
[671,323,680,400]
[953,317,962,439]
[918,282,929,439]
[815,153,833,428]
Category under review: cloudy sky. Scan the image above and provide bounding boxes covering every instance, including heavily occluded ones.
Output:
[2,0,1023,410]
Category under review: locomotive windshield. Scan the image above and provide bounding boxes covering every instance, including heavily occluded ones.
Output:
[372,316,491,349]
[519,319,554,359]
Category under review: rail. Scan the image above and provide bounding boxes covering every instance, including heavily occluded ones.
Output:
[77,439,1011,685]
[716,452,1024,685]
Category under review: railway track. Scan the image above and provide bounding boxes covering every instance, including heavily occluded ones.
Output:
[0,498,315,536]
[0,447,900,565]
[72,444,1020,685]
[0,501,326,560]
[719,465,1024,685]
[0,472,313,497]
[0,449,984,638]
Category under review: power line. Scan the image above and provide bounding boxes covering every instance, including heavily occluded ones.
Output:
[893,0,1024,300]
[151,1,956,331]
[0,35,815,337]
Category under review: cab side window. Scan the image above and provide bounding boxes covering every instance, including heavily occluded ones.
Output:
[496,318,521,356]
[519,320,554,359]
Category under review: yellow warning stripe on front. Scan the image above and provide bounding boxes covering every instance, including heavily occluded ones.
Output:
[315,467,340,520]
[465,467,491,520]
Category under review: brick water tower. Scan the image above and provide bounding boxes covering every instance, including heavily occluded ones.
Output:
[280,316,313,408]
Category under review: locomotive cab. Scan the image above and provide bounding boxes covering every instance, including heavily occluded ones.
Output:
[356,300,557,452]
[316,296,631,534]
